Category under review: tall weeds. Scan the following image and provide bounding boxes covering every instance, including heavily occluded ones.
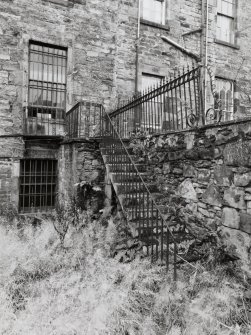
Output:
[0,213,250,335]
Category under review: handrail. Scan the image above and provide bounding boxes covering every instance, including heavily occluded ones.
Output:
[104,110,174,226]
[107,65,203,138]
[101,107,179,280]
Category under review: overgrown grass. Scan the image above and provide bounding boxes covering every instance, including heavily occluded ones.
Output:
[0,214,250,335]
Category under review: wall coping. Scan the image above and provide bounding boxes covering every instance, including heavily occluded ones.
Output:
[133,117,251,139]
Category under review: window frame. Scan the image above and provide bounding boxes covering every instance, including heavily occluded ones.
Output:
[215,76,235,121]
[140,72,165,131]
[28,41,67,121]
[140,0,166,26]
[216,0,237,46]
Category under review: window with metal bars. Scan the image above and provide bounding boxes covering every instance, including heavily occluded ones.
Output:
[28,41,67,121]
[216,0,236,44]
[19,159,57,213]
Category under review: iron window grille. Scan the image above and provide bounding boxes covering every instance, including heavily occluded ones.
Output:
[140,0,165,25]
[216,0,236,44]
[26,42,67,135]
[19,159,57,213]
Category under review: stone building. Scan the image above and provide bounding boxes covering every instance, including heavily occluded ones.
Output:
[0,0,251,214]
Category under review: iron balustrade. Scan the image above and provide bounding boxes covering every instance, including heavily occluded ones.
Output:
[100,108,178,280]
[66,101,103,138]
[109,66,203,138]
[23,107,65,136]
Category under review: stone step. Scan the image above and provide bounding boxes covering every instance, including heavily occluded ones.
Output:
[110,172,149,183]
[114,182,158,194]
[100,147,134,156]
[107,163,147,173]
[102,154,145,164]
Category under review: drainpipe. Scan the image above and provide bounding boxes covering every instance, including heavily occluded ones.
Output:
[135,0,141,94]
[204,0,209,115]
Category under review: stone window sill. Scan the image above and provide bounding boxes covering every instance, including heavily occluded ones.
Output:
[43,0,82,7]
[140,19,170,32]
[214,39,240,50]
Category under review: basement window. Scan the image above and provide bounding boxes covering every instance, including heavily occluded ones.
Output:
[216,0,236,45]
[215,77,234,121]
[140,0,165,25]
[19,159,57,213]
[28,41,67,122]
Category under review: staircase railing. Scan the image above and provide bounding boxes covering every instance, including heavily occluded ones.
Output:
[109,65,203,138]
[100,108,178,280]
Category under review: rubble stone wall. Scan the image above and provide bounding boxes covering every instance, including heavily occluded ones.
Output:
[130,119,251,268]
[58,140,105,210]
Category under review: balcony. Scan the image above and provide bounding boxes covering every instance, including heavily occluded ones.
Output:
[66,101,103,139]
[23,107,65,137]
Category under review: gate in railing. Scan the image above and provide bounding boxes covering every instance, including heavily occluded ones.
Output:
[109,65,203,138]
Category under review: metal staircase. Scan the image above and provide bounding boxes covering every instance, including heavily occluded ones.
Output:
[66,66,204,280]
[100,110,179,280]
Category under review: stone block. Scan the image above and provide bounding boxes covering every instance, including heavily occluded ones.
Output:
[222,207,240,229]
[198,207,211,218]
[224,141,251,167]
[186,202,197,214]
[234,172,251,187]
[177,179,197,201]
[214,165,233,186]
[223,186,246,210]
[197,169,211,183]
[240,213,251,235]
[201,184,222,207]
[183,164,197,178]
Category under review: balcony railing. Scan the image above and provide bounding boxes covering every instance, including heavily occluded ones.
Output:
[23,107,65,137]
[66,101,103,139]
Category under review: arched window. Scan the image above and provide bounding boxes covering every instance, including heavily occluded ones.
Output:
[215,78,234,121]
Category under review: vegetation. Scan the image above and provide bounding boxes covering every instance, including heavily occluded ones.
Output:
[0,210,251,335]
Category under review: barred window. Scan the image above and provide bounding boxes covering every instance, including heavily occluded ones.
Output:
[140,0,165,25]
[28,42,67,121]
[216,0,236,44]
[19,159,57,213]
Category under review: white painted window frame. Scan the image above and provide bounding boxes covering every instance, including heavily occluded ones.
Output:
[140,0,166,25]
[216,0,236,44]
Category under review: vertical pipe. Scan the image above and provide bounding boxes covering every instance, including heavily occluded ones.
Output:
[204,0,209,115]
[135,0,141,93]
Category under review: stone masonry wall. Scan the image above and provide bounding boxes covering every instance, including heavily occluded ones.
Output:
[130,119,251,270]
[0,0,137,209]
[0,136,24,211]
[58,140,105,211]
[0,0,138,137]
[138,0,251,116]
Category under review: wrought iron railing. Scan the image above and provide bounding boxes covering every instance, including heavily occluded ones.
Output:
[66,101,103,138]
[109,66,203,138]
[100,108,178,279]
[23,107,65,136]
